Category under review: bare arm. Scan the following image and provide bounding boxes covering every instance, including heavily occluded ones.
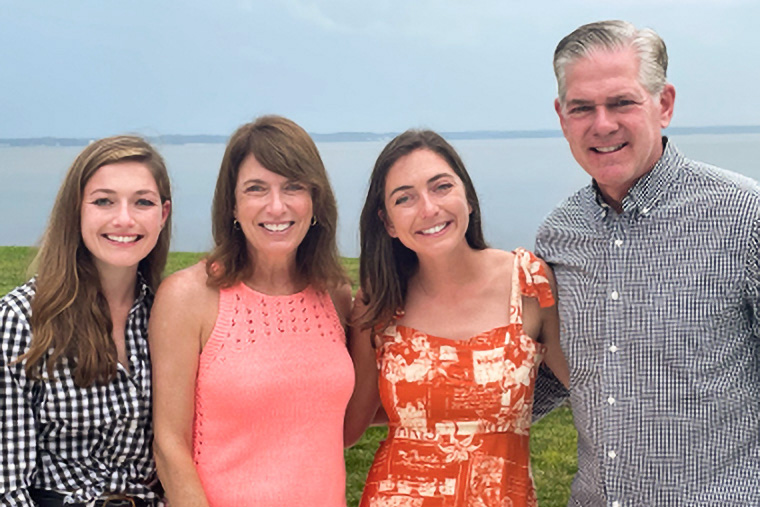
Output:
[343,290,382,447]
[537,262,570,388]
[149,264,216,507]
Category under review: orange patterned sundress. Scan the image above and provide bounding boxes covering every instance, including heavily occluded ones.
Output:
[360,249,554,507]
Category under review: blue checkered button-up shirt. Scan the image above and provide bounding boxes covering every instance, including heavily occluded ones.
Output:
[535,139,760,506]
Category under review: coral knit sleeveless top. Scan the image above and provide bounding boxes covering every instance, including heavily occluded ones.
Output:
[193,282,354,507]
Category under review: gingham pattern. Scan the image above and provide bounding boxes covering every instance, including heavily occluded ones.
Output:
[535,139,760,506]
[0,279,157,505]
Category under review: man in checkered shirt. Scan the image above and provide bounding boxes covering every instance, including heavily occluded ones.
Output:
[534,20,760,506]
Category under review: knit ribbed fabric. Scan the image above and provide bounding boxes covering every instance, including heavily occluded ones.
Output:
[192,283,354,506]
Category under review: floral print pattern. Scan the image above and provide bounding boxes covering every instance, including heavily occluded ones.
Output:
[360,249,554,507]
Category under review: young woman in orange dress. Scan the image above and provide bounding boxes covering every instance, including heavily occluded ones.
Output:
[345,130,570,507]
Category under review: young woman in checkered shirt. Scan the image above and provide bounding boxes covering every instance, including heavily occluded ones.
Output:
[0,136,172,507]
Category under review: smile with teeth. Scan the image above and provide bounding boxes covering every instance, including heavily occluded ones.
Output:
[261,222,294,232]
[419,222,449,235]
[592,143,626,154]
[104,234,140,243]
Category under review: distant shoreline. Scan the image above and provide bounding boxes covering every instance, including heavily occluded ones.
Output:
[2,125,760,147]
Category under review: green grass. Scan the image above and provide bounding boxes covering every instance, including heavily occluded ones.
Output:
[1,246,576,505]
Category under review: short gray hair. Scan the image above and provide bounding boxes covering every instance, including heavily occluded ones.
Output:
[554,20,668,104]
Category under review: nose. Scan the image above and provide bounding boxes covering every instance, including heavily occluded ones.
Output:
[113,201,136,227]
[419,191,440,218]
[267,189,286,215]
[591,105,619,136]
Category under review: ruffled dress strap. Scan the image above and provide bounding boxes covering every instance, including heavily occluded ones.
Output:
[513,247,555,308]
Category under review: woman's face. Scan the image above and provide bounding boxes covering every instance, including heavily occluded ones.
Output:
[80,161,170,274]
[234,154,314,263]
[382,148,471,258]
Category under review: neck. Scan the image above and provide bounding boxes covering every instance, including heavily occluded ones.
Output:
[248,255,303,295]
[97,265,139,310]
[414,244,483,295]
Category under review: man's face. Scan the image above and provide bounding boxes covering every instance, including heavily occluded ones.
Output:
[555,47,675,207]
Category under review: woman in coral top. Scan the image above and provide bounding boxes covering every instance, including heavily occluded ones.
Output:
[345,130,570,506]
[150,116,354,506]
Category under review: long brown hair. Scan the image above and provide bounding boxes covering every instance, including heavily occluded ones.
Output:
[357,130,487,330]
[206,115,347,290]
[23,135,172,387]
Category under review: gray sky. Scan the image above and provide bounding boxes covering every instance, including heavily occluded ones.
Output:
[2,0,758,138]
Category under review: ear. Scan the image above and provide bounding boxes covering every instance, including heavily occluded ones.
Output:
[658,83,676,129]
[160,200,171,227]
[555,98,569,136]
[378,209,397,238]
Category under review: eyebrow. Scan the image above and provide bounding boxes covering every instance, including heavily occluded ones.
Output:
[87,189,159,197]
[566,94,639,106]
[387,172,453,198]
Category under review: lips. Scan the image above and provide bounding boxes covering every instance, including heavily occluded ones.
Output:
[418,222,450,235]
[591,142,627,154]
[261,222,294,232]
[103,234,141,243]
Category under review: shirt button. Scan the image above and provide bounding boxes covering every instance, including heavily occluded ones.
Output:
[610,291,620,300]
[609,344,618,353]
[614,239,623,247]
[607,396,616,405]
[641,207,650,214]
[608,450,617,459]
[612,502,621,507]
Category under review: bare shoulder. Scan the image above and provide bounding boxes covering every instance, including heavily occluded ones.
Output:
[478,248,515,280]
[155,262,217,306]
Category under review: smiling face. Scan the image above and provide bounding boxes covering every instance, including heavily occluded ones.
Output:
[382,148,472,258]
[234,154,314,263]
[556,47,675,208]
[80,161,170,275]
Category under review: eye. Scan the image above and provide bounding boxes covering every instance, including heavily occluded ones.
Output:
[434,182,454,192]
[609,99,638,110]
[285,181,307,192]
[136,198,157,207]
[92,197,113,206]
[244,184,265,193]
[568,105,593,116]
[393,195,410,206]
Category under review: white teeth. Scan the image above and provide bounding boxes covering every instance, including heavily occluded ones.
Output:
[595,144,625,153]
[262,223,292,232]
[106,235,138,243]
[421,223,447,235]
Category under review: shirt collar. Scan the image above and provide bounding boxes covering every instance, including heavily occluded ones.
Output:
[587,137,684,219]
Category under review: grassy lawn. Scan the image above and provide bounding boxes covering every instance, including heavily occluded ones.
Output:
[1,246,576,505]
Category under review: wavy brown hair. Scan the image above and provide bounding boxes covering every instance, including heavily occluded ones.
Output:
[206,115,347,290]
[22,135,172,387]
[357,130,487,331]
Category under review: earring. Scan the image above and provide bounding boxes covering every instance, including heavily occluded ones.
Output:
[311,216,318,227]
[233,219,241,230]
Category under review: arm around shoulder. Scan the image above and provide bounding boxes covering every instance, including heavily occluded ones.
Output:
[149,264,216,507]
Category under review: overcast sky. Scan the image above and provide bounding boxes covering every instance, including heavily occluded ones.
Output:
[2,0,758,138]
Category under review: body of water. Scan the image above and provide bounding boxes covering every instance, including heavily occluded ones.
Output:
[3,133,760,257]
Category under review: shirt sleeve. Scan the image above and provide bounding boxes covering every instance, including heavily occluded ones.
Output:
[0,301,38,506]
[744,212,760,339]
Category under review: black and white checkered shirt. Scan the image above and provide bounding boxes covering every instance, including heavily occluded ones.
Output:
[535,139,760,506]
[0,278,157,506]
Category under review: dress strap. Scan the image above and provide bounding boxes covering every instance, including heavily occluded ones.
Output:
[508,248,555,325]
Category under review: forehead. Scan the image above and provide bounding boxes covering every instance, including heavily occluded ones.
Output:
[237,154,288,183]
[85,161,158,191]
[564,47,647,101]
[385,149,457,190]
